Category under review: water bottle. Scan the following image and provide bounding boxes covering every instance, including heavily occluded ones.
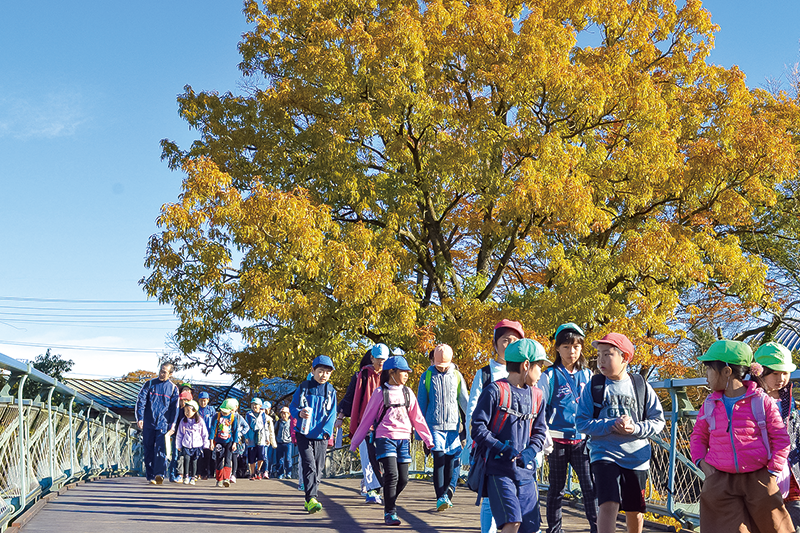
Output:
[298,406,312,435]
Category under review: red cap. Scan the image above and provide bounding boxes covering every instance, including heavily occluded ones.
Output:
[179,391,193,400]
[591,333,635,361]
[494,319,525,340]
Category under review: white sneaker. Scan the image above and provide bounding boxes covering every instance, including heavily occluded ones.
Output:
[189,478,196,485]
[230,475,237,483]
[183,477,190,484]
[174,476,183,483]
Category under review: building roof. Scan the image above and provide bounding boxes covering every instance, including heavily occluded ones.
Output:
[62,378,246,411]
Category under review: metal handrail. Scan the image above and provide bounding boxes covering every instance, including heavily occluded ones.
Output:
[0,351,142,530]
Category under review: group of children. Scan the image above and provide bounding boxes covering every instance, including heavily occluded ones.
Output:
[152,319,800,533]
[163,389,295,487]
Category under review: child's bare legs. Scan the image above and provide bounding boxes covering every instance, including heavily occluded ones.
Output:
[249,462,257,477]
[598,503,643,533]
[625,511,643,533]
[257,460,264,475]
[598,502,619,533]
[500,523,520,533]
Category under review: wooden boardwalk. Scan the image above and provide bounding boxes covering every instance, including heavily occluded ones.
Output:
[18,476,667,532]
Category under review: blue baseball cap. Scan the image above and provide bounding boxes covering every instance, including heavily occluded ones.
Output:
[312,355,336,370]
[198,392,210,399]
[384,355,412,372]
[371,343,390,360]
[251,398,263,406]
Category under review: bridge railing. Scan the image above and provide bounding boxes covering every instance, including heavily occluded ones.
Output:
[0,352,142,530]
[324,373,800,531]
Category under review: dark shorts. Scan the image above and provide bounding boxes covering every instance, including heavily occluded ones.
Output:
[374,438,412,463]
[486,475,539,532]
[247,445,266,463]
[591,460,647,512]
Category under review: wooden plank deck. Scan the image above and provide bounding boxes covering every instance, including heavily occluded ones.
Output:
[19,476,668,532]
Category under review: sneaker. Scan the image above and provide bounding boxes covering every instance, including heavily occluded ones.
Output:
[263,472,269,479]
[446,486,454,501]
[384,512,401,526]
[365,490,382,504]
[155,475,164,485]
[174,476,183,483]
[436,496,452,511]
[216,481,221,487]
[298,483,305,491]
[230,475,237,484]
[304,498,323,514]
[183,477,190,485]
[148,480,157,485]
[189,478,196,485]
[223,479,230,488]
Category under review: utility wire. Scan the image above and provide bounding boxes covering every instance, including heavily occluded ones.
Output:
[0,340,175,353]
[0,296,164,304]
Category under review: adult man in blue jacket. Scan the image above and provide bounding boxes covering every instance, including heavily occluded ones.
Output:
[136,363,180,484]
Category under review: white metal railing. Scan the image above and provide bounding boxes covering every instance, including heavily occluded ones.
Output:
[0,352,142,529]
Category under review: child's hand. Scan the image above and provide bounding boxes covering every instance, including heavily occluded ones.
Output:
[699,460,718,478]
[232,443,238,451]
[612,415,635,435]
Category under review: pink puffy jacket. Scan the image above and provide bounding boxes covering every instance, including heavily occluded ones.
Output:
[690,381,789,474]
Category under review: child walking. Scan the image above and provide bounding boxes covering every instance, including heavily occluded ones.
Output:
[276,406,293,479]
[464,319,525,533]
[418,344,469,511]
[246,398,277,480]
[538,323,597,533]
[212,398,244,487]
[471,338,549,533]
[576,333,665,533]
[756,342,800,532]
[690,339,793,532]
[289,355,338,514]
[175,400,209,485]
[197,392,216,479]
[350,355,434,526]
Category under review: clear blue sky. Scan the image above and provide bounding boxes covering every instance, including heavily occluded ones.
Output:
[0,1,798,382]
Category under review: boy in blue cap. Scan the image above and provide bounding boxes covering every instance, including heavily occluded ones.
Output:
[290,355,338,513]
[471,338,550,533]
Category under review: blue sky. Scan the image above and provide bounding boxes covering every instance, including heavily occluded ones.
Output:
[0,1,798,382]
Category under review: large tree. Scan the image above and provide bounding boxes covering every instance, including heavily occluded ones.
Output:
[143,0,800,385]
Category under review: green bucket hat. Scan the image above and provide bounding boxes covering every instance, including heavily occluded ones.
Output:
[554,322,585,339]
[754,342,796,373]
[698,340,753,367]
[504,338,550,365]
[220,398,238,412]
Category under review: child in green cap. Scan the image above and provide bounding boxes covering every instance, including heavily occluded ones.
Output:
[471,338,550,533]
[755,342,800,532]
[690,339,792,532]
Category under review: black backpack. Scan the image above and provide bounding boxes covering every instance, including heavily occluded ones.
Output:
[590,373,648,422]
[374,386,412,427]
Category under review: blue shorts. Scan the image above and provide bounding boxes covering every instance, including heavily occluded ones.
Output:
[431,430,462,455]
[374,438,412,463]
[247,445,266,463]
[486,475,540,532]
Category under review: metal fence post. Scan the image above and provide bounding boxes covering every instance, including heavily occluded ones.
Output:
[68,396,76,477]
[86,401,94,471]
[666,382,679,516]
[17,371,29,509]
[102,412,108,473]
[46,385,56,485]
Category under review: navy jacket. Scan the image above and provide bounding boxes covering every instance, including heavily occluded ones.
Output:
[136,378,179,432]
[471,379,547,480]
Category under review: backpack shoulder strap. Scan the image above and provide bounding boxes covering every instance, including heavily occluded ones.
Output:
[529,386,543,436]
[591,374,606,418]
[490,381,512,433]
[752,392,772,460]
[631,374,647,423]
[481,365,492,389]
[423,368,432,395]
[402,386,411,410]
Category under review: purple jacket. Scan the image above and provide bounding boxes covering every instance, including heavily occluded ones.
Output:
[176,417,209,450]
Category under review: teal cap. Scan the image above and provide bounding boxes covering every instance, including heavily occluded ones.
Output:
[504,338,550,364]
[754,342,796,373]
[698,340,753,367]
[555,322,585,339]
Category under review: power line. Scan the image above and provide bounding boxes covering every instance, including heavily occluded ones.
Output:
[0,340,176,354]
[0,318,176,324]
[0,312,176,318]
[0,296,164,304]
[0,304,175,313]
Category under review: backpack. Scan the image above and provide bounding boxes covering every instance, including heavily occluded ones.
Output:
[467,380,543,498]
[298,379,335,414]
[590,373,648,422]
[699,391,772,460]
[479,365,492,389]
[374,386,412,428]
[422,366,464,398]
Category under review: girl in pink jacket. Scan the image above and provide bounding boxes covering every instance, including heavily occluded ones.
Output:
[350,356,434,527]
[690,340,792,533]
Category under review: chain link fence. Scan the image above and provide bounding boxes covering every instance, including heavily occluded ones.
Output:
[0,353,142,530]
